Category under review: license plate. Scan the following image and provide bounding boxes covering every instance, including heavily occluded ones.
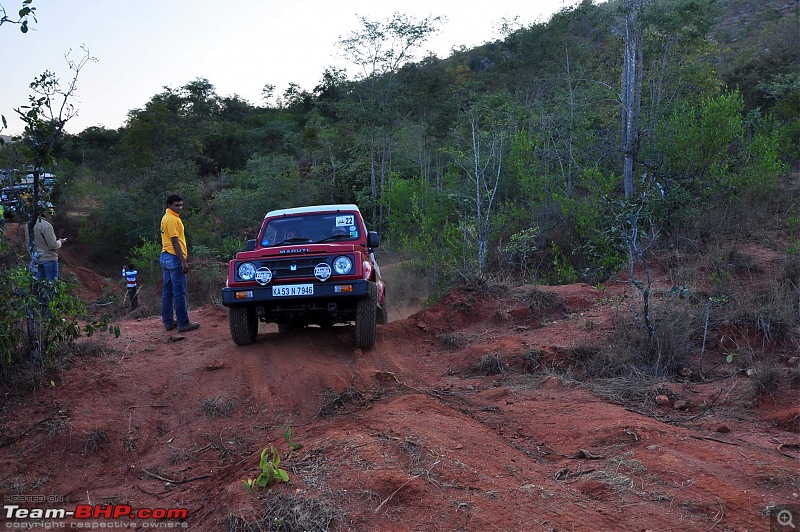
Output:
[272,284,313,297]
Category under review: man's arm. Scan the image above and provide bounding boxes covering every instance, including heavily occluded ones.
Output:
[40,221,63,251]
[171,236,188,273]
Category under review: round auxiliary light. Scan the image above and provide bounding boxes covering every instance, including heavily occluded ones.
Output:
[333,256,353,275]
[255,267,273,285]
[238,262,256,280]
[315,263,332,281]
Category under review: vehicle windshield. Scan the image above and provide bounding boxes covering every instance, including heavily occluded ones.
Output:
[260,212,361,247]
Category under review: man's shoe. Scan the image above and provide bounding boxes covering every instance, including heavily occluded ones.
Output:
[177,322,200,333]
[165,322,177,331]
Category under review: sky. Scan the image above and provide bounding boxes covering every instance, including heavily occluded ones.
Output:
[0,0,582,135]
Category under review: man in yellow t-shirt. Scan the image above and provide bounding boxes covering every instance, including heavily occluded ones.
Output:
[160,194,199,333]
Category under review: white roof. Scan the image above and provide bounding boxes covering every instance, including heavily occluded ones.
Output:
[265,204,361,219]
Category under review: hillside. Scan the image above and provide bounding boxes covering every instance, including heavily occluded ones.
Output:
[0,237,797,530]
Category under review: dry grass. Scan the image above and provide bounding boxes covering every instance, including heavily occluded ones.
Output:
[726,284,797,341]
[289,448,330,489]
[439,332,466,349]
[83,429,110,455]
[709,246,761,276]
[750,362,782,400]
[226,492,342,532]
[789,366,800,388]
[523,348,543,373]
[202,396,237,418]
[513,286,566,315]
[318,388,367,418]
[468,353,508,376]
[598,307,697,379]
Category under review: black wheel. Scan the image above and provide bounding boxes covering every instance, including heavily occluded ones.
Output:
[355,281,378,348]
[229,306,257,346]
[376,295,389,325]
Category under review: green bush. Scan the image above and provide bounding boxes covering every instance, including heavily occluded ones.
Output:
[386,177,465,279]
[130,238,162,290]
[0,267,119,369]
[502,227,540,277]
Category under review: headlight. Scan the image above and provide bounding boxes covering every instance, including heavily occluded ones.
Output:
[238,262,257,280]
[333,256,353,275]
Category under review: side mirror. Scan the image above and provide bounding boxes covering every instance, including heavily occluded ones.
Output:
[367,231,380,249]
[245,239,256,251]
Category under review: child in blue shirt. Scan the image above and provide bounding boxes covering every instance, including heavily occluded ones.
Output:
[122,264,139,310]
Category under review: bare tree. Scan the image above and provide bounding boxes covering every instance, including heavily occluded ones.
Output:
[620,0,646,198]
[15,45,95,360]
[338,12,441,227]
[453,94,514,274]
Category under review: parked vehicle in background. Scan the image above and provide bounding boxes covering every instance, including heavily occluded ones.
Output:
[222,204,387,348]
[24,173,56,188]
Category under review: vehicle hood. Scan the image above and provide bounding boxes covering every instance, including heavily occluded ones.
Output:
[234,243,361,260]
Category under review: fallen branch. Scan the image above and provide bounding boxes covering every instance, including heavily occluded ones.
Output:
[374,475,419,514]
[569,449,604,459]
[690,435,738,446]
[565,468,597,483]
[777,443,800,461]
[0,418,56,448]
[141,468,211,485]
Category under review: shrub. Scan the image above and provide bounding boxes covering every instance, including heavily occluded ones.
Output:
[727,285,797,341]
[469,353,508,376]
[502,227,540,277]
[750,362,782,399]
[0,268,119,368]
[599,307,697,379]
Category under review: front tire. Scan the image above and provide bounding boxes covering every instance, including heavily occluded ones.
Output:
[355,281,378,348]
[229,306,257,346]
[377,296,389,325]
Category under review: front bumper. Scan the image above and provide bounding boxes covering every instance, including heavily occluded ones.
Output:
[222,278,369,307]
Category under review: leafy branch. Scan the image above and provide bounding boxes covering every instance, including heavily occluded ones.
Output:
[0,0,36,33]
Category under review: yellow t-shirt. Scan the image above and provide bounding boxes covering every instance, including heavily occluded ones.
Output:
[160,208,187,258]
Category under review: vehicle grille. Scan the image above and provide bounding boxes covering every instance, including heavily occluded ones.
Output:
[256,257,323,279]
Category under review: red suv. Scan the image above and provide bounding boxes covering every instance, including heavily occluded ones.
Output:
[222,204,387,348]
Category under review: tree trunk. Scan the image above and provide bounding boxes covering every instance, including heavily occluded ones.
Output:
[621,0,643,198]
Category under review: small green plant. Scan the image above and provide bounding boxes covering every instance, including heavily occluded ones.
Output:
[243,445,290,493]
[283,424,303,452]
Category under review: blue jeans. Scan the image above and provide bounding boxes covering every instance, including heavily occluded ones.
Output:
[29,260,58,318]
[32,260,59,281]
[160,252,189,328]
